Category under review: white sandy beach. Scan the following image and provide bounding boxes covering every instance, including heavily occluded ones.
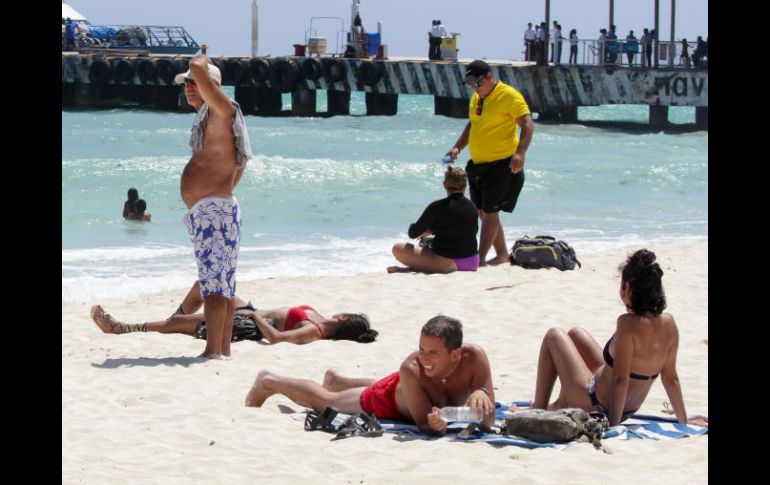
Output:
[62,241,708,484]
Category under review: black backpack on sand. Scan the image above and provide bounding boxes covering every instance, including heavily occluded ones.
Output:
[193,314,263,342]
[509,235,581,271]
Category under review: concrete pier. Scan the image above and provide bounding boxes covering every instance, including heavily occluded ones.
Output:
[62,54,708,128]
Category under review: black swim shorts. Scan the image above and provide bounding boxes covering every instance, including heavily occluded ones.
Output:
[465,157,525,214]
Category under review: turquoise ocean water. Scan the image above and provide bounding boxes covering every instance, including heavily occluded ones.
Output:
[62,93,707,304]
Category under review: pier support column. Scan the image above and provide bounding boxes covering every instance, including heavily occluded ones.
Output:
[560,106,578,122]
[151,85,183,111]
[291,88,317,117]
[73,83,101,109]
[255,87,283,116]
[695,107,708,130]
[536,106,578,122]
[235,86,258,115]
[61,84,76,108]
[327,90,351,116]
[649,105,669,129]
[365,92,398,116]
[434,96,468,118]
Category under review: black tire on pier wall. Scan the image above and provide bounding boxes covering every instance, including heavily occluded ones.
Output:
[113,59,135,83]
[322,58,346,83]
[356,61,384,86]
[268,59,299,93]
[137,59,157,84]
[300,58,323,81]
[88,59,112,84]
[249,58,271,83]
[156,58,179,84]
[225,59,247,85]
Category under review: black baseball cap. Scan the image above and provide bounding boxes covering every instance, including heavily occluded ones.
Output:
[464,60,491,82]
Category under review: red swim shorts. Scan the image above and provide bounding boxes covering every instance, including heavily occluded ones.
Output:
[359,371,404,420]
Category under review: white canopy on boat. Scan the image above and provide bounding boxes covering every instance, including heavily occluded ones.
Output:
[62,1,87,21]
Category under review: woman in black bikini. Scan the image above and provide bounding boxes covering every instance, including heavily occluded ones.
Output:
[90,281,378,345]
[529,249,707,427]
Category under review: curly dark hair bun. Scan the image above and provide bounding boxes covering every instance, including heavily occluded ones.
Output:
[620,249,667,316]
[356,329,379,343]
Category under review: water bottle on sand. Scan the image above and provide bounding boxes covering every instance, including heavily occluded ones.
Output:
[437,406,483,422]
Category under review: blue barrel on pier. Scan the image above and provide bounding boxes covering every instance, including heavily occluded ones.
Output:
[367,33,381,57]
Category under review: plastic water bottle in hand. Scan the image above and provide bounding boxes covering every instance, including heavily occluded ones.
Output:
[441,155,453,164]
[437,406,483,422]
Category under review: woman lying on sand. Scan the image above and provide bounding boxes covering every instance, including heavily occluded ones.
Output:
[90,281,378,345]
[529,249,708,427]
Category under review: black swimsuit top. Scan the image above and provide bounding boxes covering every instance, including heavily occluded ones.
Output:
[603,335,660,380]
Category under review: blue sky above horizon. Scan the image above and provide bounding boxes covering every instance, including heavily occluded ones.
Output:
[66,0,708,60]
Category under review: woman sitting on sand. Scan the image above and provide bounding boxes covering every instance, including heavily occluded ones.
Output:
[387,166,479,274]
[529,249,707,427]
[90,281,378,345]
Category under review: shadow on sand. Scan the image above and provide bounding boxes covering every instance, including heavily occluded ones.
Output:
[92,355,208,368]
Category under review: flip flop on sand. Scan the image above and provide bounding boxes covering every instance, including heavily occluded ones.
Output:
[331,412,383,440]
[304,406,342,433]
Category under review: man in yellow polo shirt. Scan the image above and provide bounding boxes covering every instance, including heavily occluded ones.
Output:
[445,60,535,266]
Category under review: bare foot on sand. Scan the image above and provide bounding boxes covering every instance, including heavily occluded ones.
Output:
[486,255,509,266]
[245,370,276,407]
[198,352,227,360]
[386,266,411,273]
[90,305,124,334]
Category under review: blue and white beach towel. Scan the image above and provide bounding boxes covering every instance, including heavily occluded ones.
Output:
[376,401,708,449]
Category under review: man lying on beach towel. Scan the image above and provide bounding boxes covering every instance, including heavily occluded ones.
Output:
[246,315,496,434]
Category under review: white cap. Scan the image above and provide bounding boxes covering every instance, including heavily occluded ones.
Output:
[174,63,222,85]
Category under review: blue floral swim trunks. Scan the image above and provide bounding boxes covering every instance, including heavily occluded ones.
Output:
[183,196,242,299]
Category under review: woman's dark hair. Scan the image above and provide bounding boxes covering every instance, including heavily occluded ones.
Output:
[331,314,378,343]
[620,249,666,316]
[127,188,139,202]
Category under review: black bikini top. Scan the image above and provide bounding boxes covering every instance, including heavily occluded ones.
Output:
[603,335,660,380]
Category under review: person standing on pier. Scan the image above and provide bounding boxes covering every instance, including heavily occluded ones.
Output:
[445,60,534,266]
[524,23,536,61]
[174,51,253,359]
[64,18,78,51]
